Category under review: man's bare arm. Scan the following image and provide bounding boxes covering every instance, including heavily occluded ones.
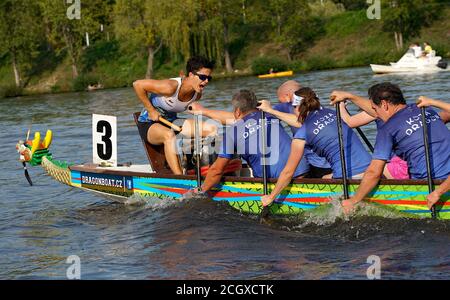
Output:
[417,96,450,112]
[339,102,376,128]
[330,91,377,118]
[188,102,234,125]
[348,159,386,204]
[257,100,301,128]
[201,157,230,192]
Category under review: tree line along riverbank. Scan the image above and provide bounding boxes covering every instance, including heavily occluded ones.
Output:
[1,0,449,98]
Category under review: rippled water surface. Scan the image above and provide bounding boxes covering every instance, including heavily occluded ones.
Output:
[1,67,449,279]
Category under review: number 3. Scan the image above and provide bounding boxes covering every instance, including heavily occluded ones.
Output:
[97,120,112,160]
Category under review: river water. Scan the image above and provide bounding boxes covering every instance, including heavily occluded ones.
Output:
[1,67,449,279]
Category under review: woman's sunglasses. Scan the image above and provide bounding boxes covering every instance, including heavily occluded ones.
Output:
[193,72,212,82]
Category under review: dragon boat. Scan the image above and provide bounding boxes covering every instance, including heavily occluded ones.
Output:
[16,113,450,219]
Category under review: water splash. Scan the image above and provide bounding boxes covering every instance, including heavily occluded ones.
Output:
[124,193,182,210]
[300,196,347,226]
[301,196,422,226]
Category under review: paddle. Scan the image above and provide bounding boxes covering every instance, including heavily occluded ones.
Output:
[158,116,182,132]
[193,113,202,189]
[259,110,271,219]
[342,103,374,153]
[356,127,374,153]
[22,162,33,186]
[336,103,349,199]
[22,127,33,186]
[421,107,437,219]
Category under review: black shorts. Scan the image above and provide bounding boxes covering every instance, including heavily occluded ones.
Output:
[304,166,333,178]
[137,121,152,143]
[137,119,180,144]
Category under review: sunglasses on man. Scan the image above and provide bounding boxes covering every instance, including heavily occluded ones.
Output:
[193,72,212,82]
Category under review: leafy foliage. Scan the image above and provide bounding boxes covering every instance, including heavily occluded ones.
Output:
[0,0,43,87]
[251,57,289,75]
[72,74,100,91]
[81,40,119,72]
[0,84,23,98]
[0,0,448,95]
[381,0,440,42]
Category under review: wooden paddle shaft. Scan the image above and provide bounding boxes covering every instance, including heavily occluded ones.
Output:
[421,107,436,218]
[159,117,182,132]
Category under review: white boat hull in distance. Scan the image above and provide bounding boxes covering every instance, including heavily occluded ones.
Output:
[370,50,449,74]
[370,64,447,74]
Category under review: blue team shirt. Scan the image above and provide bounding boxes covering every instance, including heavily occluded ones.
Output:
[293,107,371,178]
[373,104,450,179]
[218,111,310,178]
[273,103,331,169]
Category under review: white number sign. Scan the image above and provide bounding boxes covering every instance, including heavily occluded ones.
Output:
[92,114,117,166]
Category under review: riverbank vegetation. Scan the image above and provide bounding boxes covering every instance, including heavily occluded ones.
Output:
[0,0,449,98]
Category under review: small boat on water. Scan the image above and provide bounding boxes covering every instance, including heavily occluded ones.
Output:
[258,70,294,79]
[16,113,449,219]
[370,50,448,74]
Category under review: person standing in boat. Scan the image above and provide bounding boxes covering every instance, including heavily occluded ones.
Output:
[338,83,450,214]
[133,56,217,175]
[260,87,372,207]
[186,89,311,196]
[257,80,332,178]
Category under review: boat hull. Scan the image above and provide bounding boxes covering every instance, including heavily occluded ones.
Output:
[258,71,294,79]
[42,158,450,219]
[370,64,448,74]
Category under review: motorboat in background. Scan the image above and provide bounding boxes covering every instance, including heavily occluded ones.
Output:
[370,49,448,74]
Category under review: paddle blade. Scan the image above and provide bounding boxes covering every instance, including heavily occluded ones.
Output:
[431,206,437,219]
[260,205,271,221]
[22,162,33,186]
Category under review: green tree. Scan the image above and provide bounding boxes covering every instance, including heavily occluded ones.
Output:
[280,14,324,60]
[268,0,291,38]
[113,0,166,79]
[258,0,323,60]
[193,0,244,72]
[0,0,42,87]
[39,0,103,78]
[382,0,439,51]
[331,0,367,10]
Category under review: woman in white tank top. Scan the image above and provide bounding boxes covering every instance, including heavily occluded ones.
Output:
[133,56,217,175]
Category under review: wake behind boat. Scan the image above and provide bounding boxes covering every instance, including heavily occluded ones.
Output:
[16,112,450,220]
[370,50,448,74]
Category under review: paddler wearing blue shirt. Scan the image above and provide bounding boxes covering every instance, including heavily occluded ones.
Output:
[330,92,450,180]
[188,80,332,178]
[188,89,310,195]
[416,96,450,209]
[257,80,332,178]
[133,56,217,175]
[261,87,372,207]
[340,82,450,214]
